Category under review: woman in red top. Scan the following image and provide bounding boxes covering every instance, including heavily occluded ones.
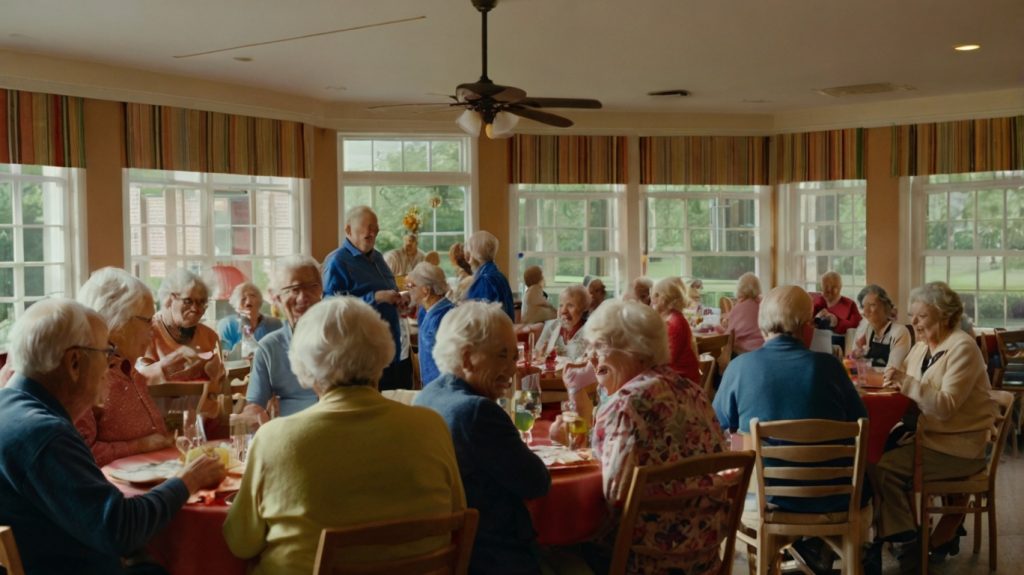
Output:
[651,278,701,383]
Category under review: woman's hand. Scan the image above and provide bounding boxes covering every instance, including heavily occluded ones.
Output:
[562,361,596,394]
[883,367,905,390]
[549,415,569,446]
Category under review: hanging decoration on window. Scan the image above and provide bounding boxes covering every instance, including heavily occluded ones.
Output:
[402,206,422,235]
[429,195,443,209]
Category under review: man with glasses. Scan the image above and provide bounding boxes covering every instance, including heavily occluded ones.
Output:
[244,255,323,421]
[323,206,413,391]
[0,299,225,574]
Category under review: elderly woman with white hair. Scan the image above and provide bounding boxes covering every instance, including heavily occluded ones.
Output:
[724,272,766,354]
[870,282,995,565]
[651,277,701,383]
[225,297,466,575]
[555,284,592,361]
[415,301,550,575]
[464,230,515,320]
[581,299,726,574]
[216,281,282,354]
[74,267,172,466]
[623,276,653,306]
[406,261,455,386]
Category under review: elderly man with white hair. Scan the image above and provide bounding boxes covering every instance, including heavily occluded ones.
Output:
[225,297,465,575]
[216,281,282,353]
[415,301,550,575]
[244,255,322,421]
[322,205,412,390]
[0,299,225,574]
[464,230,515,320]
[812,270,862,335]
[405,261,454,386]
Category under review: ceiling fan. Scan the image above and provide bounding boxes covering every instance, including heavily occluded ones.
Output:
[448,0,602,138]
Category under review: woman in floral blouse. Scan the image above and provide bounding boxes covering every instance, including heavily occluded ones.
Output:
[584,299,727,574]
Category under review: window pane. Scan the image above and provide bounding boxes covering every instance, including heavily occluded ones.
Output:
[1007,220,1024,249]
[691,229,711,251]
[20,183,43,225]
[430,141,461,172]
[0,183,11,225]
[554,257,585,284]
[23,228,43,262]
[977,293,1005,327]
[648,198,685,228]
[372,141,403,171]
[725,230,755,251]
[1008,293,1024,328]
[978,220,1002,249]
[692,255,754,282]
[647,255,683,279]
[812,195,836,222]
[926,222,949,249]
[652,228,684,252]
[924,256,947,283]
[343,140,372,171]
[926,193,947,221]
[1008,189,1024,217]
[0,267,12,297]
[948,256,977,291]
[0,229,12,261]
[687,200,712,227]
[951,221,974,250]
[949,191,974,220]
[978,189,1003,219]
[403,141,428,172]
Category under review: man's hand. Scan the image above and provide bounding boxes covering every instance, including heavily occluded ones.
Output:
[374,290,404,306]
[178,453,227,493]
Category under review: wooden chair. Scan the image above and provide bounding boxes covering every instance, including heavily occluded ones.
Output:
[610,451,755,575]
[0,526,26,575]
[992,328,1024,456]
[148,380,228,437]
[313,509,479,575]
[699,357,716,402]
[719,296,735,316]
[914,390,1014,573]
[737,418,868,575]
[698,332,733,394]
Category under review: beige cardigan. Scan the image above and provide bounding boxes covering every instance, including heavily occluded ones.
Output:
[900,329,995,460]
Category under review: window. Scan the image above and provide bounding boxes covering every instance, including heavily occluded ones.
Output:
[0,163,81,346]
[911,171,1024,328]
[126,169,306,294]
[339,136,471,275]
[513,184,623,300]
[643,184,770,306]
[784,180,867,298]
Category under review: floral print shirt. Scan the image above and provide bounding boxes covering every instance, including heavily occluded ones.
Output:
[592,366,728,575]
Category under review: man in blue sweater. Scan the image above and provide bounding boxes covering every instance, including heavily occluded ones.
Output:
[0,299,225,574]
[323,206,412,390]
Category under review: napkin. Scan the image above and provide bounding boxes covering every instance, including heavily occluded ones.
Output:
[529,445,594,467]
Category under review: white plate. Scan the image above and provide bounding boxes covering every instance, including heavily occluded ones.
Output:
[108,460,182,486]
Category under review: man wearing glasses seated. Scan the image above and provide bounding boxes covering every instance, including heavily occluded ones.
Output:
[243,255,323,422]
[0,299,225,574]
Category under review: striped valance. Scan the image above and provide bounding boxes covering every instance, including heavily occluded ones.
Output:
[125,104,309,178]
[639,136,769,186]
[1,90,86,168]
[771,128,865,184]
[891,115,1024,177]
[509,135,628,184]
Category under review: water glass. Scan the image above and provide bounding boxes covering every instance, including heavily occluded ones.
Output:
[560,400,589,450]
[855,358,871,387]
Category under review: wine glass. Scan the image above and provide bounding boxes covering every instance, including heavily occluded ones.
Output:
[560,400,590,450]
[514,374,542,443]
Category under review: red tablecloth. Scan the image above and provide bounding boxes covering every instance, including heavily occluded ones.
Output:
[104,448,247,575]
[860,391,911,464]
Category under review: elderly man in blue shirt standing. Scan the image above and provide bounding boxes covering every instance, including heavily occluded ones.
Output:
[323,206,413,390]
[0,299,225,574]
[464,230,515,321]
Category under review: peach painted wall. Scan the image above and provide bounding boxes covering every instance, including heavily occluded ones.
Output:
[309,127,339,262]
[865,127,902,300]
[476,136,513,275]
[83,98,126,272]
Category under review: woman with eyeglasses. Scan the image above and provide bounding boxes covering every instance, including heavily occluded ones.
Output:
[73,267,172,466]
[138,268,224,417]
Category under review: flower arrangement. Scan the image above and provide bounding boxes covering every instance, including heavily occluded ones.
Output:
[402,206,422,234]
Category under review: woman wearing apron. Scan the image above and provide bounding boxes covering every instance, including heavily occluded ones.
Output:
[853,284,912,369]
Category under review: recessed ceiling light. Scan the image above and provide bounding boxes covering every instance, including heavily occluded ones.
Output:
[954,44,980,51]
[233,56,253,62]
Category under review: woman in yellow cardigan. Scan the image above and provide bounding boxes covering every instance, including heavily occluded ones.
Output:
[223,296,465,575]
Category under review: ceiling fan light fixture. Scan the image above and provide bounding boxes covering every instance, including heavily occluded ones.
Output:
[485,111,519,139]
[456,109,482,137]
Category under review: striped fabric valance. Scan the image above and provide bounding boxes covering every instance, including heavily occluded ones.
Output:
[509,135,628,184]
[891,115,1024,177]
[125,104,309,178]
[1,90,86,168]
[639,136,769,185]
[771,128,865,184]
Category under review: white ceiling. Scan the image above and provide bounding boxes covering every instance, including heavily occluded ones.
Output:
[2,0,1023,124]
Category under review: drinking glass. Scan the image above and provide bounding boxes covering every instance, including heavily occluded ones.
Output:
[178,410,206,459]
[560,400,590,449]
[514,374,542,443]
[229,414,255,464]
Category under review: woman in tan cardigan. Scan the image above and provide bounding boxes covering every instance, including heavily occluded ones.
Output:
[872,281,994,568]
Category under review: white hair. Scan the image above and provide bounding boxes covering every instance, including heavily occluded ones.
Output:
[345,205,377,228]
[8,299,100,378]
[77,267,153,332]
[561,284,592,311]
[288,297,394,392]
[759,285,813,337]
[583,299,669,366]
[271,255,321,291]
[735,272,762,300]
[229,281,263,310]
[156,268,209,308]
[406,262,448,296]
[433,301,513,375]
[820,270,842,287]
[909,281,964,330]
[652,277,687,312]
[466,230,499,263]
[625,277,654,301]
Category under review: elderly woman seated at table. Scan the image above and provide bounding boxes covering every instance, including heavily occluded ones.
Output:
[138,268,225,417]
[651,277,701,383]
[723,272,765,354]
[215,281,282,354]
[406,261,455,386]
[623,276,652,306]
[415,301,550,574]
[577,299,727,574]
[554,284,591,361]
[74,267,172,466]
[224,297,466,575]
[852,284,911,369]
[871,282,994,568]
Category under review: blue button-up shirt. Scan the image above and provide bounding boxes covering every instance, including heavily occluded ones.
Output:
[323,238,401,364]
[465,261,515,321]
[246,322,318,417]
[418,297,455,386]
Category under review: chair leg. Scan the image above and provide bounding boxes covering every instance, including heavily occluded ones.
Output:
[988,503,997,572]
[756,532,773,575]
[973,497,982,554]
[746,543,757,575]
[921,496,931,575]
[843,535,863,575]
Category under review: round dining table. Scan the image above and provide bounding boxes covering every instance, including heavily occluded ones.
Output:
[858,388,912,464]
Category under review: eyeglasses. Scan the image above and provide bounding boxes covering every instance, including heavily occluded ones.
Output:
[278,282,322,296]
[72,345,116,359]
[172,294,209,309]
[585,342,619,363]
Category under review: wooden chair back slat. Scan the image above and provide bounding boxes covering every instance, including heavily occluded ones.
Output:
[0,526,25,575]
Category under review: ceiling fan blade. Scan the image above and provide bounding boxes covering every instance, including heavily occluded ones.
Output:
[367,102,452,111]
[506,106,574,128]
[457,82,526,102]
[173,15,425,58]
[516,97,602,109]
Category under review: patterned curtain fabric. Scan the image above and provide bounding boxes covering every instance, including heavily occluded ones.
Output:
[891,115,1024,177]
[509,135,628,184]
[125,103,309,178]
[0,89,86,168]
[639,135,769,185]
[770,128,865,184]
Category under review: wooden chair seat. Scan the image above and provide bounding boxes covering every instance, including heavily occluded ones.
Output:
[0,526,26,575]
